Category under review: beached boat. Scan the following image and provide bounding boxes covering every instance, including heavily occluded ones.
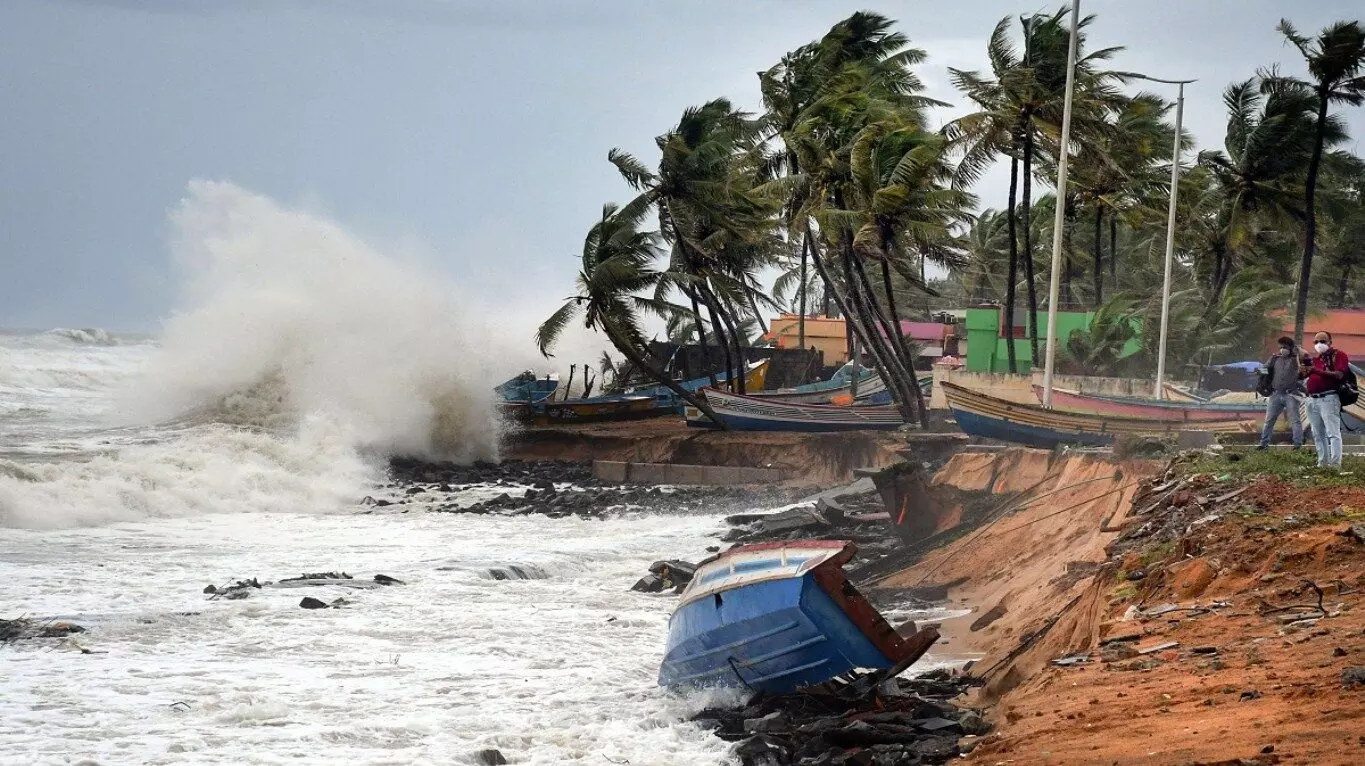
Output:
[495,371,559,404]
[685,388,905,431]
[507,360,770,425]
[749,365,885,404]
[628,359,769,412]
[943,382,1262,448]
[658,541,938,694]
[1033,385,1265,422]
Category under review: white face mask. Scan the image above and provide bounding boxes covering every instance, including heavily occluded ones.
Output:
[1315,342,1330,354]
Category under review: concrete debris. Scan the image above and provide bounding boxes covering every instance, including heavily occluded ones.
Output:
[1051,653,1091,667]
[1138,641,1180,655]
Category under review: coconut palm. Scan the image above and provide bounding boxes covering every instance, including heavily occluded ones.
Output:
[609,98,778,393]
[1196,76,1344,298]
[1271,20,1365,341]
[535,203,724,426]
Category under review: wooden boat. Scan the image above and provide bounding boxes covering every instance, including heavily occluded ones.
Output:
[943,382,1262,448]
[507,360,769,425]
[1033,385,1265,422]
[628,359,769,412]
[658,541,938,694]
[685,388,905,431]
[750,366,885,404]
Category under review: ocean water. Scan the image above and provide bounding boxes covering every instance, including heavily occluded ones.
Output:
[0,184,950,766]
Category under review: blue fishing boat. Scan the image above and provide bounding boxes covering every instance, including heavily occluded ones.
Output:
[658,541,938,694]
[495,371,559,404]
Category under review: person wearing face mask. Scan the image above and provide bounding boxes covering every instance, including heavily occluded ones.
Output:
[1256,337,1304,450]
[1302,331,1349,468]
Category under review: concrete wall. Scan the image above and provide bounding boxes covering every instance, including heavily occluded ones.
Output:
[593,461,789,485]
[928,365,1194,409]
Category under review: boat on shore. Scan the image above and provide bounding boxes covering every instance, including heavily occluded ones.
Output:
[1033,385,1266,422]
[685,388,905,431]
[943,382,1261,448]
[495,371,559,404]
[507,360,769,425]
[658,541,938,694]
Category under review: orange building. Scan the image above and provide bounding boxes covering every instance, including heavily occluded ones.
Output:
[1275,309,1365,357]
[767,313,852,363]
[766,313,952,365]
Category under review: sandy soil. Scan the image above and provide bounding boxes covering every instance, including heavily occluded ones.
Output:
[878,450,1365,765]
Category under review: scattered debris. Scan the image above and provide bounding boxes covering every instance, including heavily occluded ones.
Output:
[1052,652,1091,667]
[1138,641,1180,655]
[1343,667,1365,688]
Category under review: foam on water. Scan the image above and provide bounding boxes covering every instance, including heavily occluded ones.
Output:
[0,509,737,766]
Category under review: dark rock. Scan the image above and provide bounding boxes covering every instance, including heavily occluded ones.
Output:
[1333,647,1348,657]
[631,574,666,593]
[474,748,508,765]
[736,735,790,766]
[486,565,548,581]
[406,486,425,495]
[1342,667,1365,687]
[373,574,405,586]
[755,508,830,535]
[912,735,959,761]
[913,716,961,733]
[743,711,789,734]
[374,499,392,507]
[649,560,697,585]
[957,710,990,735]
[299,597,330,609]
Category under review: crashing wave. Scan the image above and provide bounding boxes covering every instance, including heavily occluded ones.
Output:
[48,328,119,346]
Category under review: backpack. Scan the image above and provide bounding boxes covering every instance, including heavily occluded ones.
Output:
[1339,361,1359,407]
[1255,358,1275,397]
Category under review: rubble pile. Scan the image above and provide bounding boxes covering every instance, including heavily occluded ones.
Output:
[693,669,988,766]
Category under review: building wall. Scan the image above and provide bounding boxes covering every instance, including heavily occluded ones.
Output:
[964,306,1140,373]
[768,313,952,366]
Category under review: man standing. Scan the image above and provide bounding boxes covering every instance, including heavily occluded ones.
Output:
[1257,336,1304,450]
[1303,330,1349,469]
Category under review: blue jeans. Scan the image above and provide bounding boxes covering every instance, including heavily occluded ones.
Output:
[1307,393,1343,467]
[1259,391,1303,447]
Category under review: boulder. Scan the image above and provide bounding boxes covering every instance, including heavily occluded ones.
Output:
[631,574,666,593]
[485,565,549,581]
[299,597,330,609]
[475,748,508,765]
[755,508,830,535]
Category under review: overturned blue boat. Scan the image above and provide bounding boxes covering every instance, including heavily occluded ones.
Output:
[658,541,938,695]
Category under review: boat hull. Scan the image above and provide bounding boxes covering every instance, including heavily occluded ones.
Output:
[944,382,1261,448]
[685,389,904,432]
[659,542,933,694]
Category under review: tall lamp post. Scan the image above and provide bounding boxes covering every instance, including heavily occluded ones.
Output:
[1040,0,1081,409]
[1132,76,1196,399]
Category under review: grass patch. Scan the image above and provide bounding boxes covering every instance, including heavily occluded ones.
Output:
[1179,448,1365,487]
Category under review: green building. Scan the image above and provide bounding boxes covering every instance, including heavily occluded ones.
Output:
[963,306,1141,373]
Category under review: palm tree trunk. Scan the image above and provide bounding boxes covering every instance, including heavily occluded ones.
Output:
[798,234,809,344]
[564,365,576,401]
[1092,205,1103,307]
[697,288,736,392]
[1004,153,1021,374]
[685,289,718,387]
[1294,93,1330,343]
[847,246,920,421]
[1108,214,1118,286]
[1022,126,1041,367]
[708,286,749,394]
[600,320,728,429]
[1336,265,1351,308]
[811,230,915,422]
[882,256,930,428]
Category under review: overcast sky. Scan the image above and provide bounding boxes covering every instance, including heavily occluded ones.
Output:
[3,0,1364,333]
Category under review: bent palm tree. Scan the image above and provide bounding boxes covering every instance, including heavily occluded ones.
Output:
[536,203,726,427]
[1272,19,1365,341]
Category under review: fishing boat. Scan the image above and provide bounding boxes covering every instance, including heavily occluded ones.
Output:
[627,359,769,412]
[749,364,886,404]
[943,382,1262,448]
[495,371,559,404]
[658,541,938,694]
[686,388,905,431]
[507,360,769,425]
[1033,385,1265,422]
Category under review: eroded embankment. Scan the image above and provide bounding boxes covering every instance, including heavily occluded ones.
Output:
[877,448,1365,765]
[502,420,963,485]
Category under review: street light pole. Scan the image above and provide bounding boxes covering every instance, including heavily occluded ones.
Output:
[1040,0,1081,409]
[1147,77,1195,399]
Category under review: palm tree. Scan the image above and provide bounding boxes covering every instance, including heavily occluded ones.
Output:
[1196,76,1342,298]
[609,99,777,393]
[1272,19,1365,341]
[536,203,725,426]
[951,9,1125,369]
